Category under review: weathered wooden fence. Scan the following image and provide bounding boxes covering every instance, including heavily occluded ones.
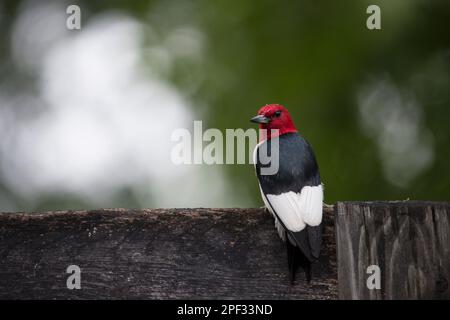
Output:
[0,201,448,299]
[0,207,337,299]
[336,201,450,300]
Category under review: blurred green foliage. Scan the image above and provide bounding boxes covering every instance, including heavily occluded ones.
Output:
[1,0,449,210]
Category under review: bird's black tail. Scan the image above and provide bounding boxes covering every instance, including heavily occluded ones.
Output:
[286,224,322,283]
[286,232,312,283]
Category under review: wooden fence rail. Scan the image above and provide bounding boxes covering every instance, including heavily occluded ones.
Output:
[0,201,448,299]
[0,207,336,299]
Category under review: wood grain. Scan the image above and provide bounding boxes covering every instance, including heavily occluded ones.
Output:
[335,201,450,300]
[0,207,336,299]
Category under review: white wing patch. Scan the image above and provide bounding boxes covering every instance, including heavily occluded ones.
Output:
[253,142,323,234]
[266,185,323,232]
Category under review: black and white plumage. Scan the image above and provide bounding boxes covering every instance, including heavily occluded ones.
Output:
[251,104,323,283]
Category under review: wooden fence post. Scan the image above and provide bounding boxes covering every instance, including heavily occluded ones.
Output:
[335,201,450,300]
[2,202,449,299]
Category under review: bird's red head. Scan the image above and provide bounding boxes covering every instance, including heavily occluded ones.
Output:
[250,104,297,140]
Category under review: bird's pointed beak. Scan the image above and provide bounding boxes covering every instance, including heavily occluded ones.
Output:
[250,114,270,124]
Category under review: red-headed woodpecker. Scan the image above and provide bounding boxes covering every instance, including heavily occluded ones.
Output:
[251,104,323,283]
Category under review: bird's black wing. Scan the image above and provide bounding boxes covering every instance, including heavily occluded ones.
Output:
[255,132,323,262]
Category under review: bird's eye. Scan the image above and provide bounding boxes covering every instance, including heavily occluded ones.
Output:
[274,111,282,118]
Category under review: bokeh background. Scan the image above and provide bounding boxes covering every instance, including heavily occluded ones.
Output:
[0,0,449,212]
